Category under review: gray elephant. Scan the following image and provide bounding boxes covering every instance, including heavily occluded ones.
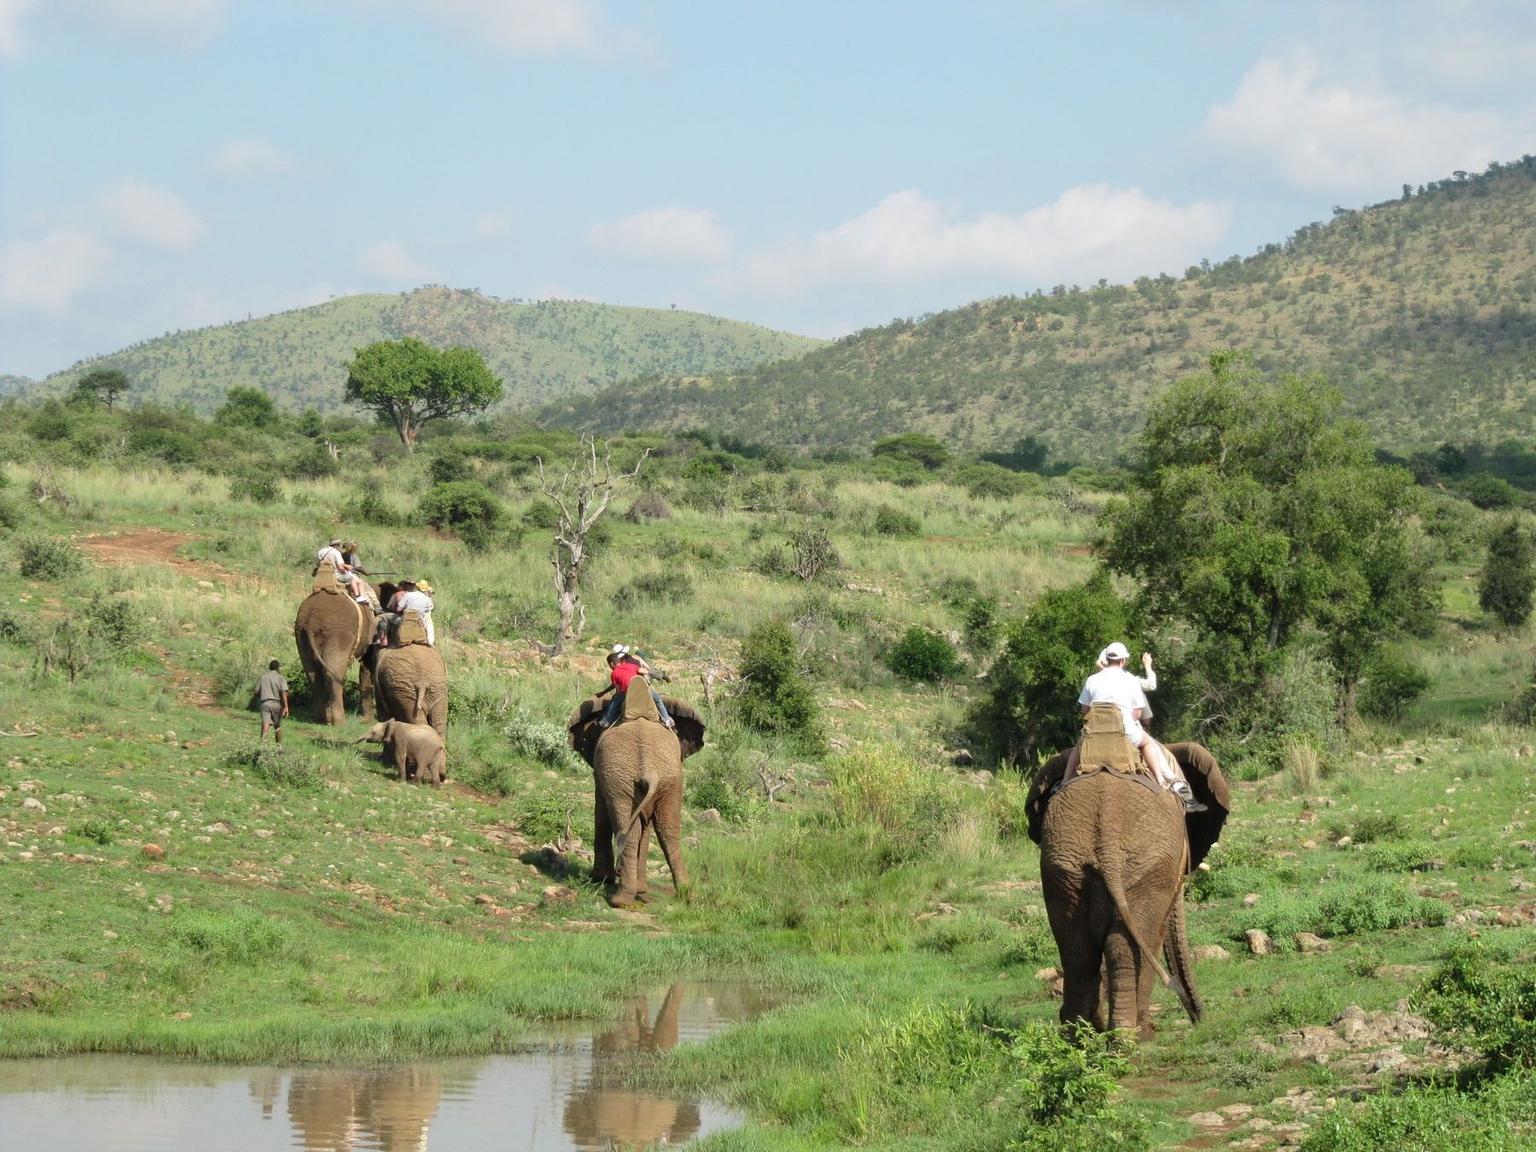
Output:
[372,641,447,736]
[294,571,395,725]
[569,681,705,908]
[1032,742,1230,1035]
[358,719,446,786]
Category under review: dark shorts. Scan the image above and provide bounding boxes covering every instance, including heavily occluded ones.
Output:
[260,701,283,726]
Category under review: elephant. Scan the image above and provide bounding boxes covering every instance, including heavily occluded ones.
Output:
[569,680,706,908]
[1031,741,1230,1036]
[293,569,395,725]
[357,719,446,785]
[372,641,447,736]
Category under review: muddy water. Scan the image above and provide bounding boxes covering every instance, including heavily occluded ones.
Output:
[0,982,772,1151]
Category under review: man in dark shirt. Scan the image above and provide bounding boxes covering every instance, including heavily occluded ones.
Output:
[258,659,289,745]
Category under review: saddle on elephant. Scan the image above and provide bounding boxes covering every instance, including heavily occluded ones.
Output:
[1075,701,1154,779]
[394,608,429,646]
[311,561,344,595]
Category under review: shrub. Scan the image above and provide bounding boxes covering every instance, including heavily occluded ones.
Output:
[624,491,672,522]
[612,568,694,612]
[347,490,408,528]
[1247,875,1446,942]
[72,818,114,846]
[227,471,281,503]
[34,617,98,682]
[85,595,148,650]
[288,441,339,480]
[887,626,962,682]
[952,461,1028,499]
[521,498,560,529]
[872,504,921,537]
[872,433,951,471]
[509,787,578,844]
[827,746,964,864]
[0,609,29,644]
[1417,941,1536,1071]
[419,481,503,551]
[788,525,841,581]
[0,495,21,535]
[17,535,80,580]
[428,449,474,485]
[685,731,766,825]
[738,619,822,751]
[1478,519,1535,627]
[1458,471,1522,510]
[223,741,325,791]
[1358,649,1432,721]
[172,910,293,964]
[504,711,585,773]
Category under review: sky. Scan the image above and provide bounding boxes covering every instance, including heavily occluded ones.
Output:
[2,0,1536,378]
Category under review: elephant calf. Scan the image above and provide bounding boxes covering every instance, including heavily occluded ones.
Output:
[358,719,446,786]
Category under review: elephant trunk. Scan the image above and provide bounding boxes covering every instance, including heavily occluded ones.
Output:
[1162,889,1203,1024]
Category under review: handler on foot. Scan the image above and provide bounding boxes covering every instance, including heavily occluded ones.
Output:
[257,659,289,745]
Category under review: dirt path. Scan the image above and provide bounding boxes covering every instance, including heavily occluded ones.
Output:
[78,528,237,585]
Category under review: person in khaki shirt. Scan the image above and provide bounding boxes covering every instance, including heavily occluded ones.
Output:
[257,660,290,744]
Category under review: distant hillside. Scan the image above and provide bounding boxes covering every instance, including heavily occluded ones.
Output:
[31,288,823,415]
[0,374,32,399]
[543,157,1536,456]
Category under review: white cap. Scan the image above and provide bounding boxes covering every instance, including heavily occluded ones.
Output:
[1101,641,1130,663]
[609,643,629,657]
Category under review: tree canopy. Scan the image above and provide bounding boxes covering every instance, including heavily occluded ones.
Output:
[215,386,278,428]
[71,367,129,409]
[1098,350,1436,729]
[344,338,503,451]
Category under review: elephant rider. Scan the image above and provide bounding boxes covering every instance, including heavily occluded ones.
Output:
[315,538,364,599]
[1078,642,1205,812]
[599,644,675,730]
[342,541,368,577]
[377,579,435,647]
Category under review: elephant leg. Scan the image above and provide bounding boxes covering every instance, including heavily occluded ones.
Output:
[654,784,689,897]
[632,818,653,901]
[612,806,645,908]
[431,748,446,785]
[358,653,376,721]
[592,792,617,887]
[1045,872,1104,1029]
[1103,925,1141,1034]
[392,742,410,782]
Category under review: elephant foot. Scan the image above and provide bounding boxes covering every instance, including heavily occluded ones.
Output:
[634,890,651,904]
[608,891,640,910]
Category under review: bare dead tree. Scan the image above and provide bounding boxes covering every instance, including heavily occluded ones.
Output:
[536,436,649,656]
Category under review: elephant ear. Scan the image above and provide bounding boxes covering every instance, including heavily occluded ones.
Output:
[1026,750,1071,845]
[662,697,706,759]
[1166,741,1231,871]
[568,697,605,768]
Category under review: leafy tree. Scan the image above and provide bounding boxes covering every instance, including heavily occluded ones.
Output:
[419,481,504,552]
[215,386,278,428]
[1479,519,1535,627]
[973,573,1133,765]
[738,619,822,750]
[872,433,951,471]
[344,338,503,452]
[887,627,962,683]
[1098,351,1436,726]
[70,367,129,409]
[981,434,1051,474]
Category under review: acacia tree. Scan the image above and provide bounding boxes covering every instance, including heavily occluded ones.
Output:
[537,436,648,656]
[344,338,502,451]
[1098,350,1435,728]
[71,367,129,408]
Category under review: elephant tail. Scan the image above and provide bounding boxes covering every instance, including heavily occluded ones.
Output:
[1098,827,1173,989]
[624,764,663,837]
[412,683,427,725]
[1163,889,1203,1024]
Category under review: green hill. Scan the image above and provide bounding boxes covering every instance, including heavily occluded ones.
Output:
[33,287,822,415]
[0,374,33,399]
[542,157,1536,456]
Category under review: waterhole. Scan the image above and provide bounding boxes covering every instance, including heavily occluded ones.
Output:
[0,982,773,1151]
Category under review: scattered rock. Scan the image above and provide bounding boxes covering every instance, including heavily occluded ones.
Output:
[1294,932,1332,953]
[1221,1104,1256,1119]
[1335,835,1352,847]
[473,893,497,906]
[696,808,722,825]
[951,749,975,767]
[1517,745,1533,758]
[542,884,577,903]
[21,797,45,813]
[103,930,118,941]
[1243,892,1261,908]
[254,829,274,839]
[141,843,165,861]
[1034,966,1060,982]
[1245,929,1273,955]
[1187,1112,1228,1129]
[171,1011,193,1021]
[1194,944,1231,961]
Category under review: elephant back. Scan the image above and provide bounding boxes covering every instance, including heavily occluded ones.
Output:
[295,587,368,661]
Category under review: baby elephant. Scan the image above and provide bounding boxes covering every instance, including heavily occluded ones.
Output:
[357,719,446,786]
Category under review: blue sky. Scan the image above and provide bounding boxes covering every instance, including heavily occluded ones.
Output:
[3,0,1535,378]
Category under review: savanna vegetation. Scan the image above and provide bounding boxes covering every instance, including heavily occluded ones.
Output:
[1,351,1534,1151]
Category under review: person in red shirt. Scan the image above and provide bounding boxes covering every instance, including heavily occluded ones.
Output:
[600,644,675,730]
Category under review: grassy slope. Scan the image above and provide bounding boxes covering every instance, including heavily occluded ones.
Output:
[1,460,1534,1149]
[544,157,1536,457]
[30,287,823,416]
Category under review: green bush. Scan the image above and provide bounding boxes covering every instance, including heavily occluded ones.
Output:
[872,504,921,537]
[1478,519,1535,627]
[0,609,29,644]
[347,490,409,528]
[428,449,474,485]
[887,626,962,682]
[223,742,325,792]
[685,730,765,825]
[419,481,503,551]
[1417,941,1536,1071]
[172,910,294,964]
[1358,649,1432,721]
[0,495,21,535]
[952,460,1028,499]
[17,535,81,580]
[1247,875,1446,943]
[228,471,281,503]
[872,433,951,471]
[960,594,1000,656]
[509,787,578,844]
[827,746,963,864]
[504,711,585,773]
[85,595,148,650]
[521,499,560,529]
[1300,1075,1536,1152]
[612,568,694,612]
[737,619,822,751]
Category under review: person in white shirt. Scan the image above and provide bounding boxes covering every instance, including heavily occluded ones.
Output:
[388,579,436,646]
[315,538,368,601]
[1079,642,1203,812]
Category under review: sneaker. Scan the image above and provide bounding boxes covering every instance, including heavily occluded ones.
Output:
[1172,782,1208,813]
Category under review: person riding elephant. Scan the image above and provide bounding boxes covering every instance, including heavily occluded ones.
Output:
[1030,741,1230,1036]
[568,677,705,908]
[295,570,382,725]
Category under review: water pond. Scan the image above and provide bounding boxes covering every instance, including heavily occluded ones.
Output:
[0,982,772,1151]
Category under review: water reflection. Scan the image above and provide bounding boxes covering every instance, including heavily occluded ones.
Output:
[0,983,766,1152]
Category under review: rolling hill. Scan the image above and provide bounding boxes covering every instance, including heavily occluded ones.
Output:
[542,157,1536,457]
[26,288,823,416]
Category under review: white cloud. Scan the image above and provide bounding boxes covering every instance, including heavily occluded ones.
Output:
[1203,54,1535,193]
[722,187,1230,297]
[87,0,225,42]
[0,229,112,318]
[377,0,644,58]
[97,181,206,250]
[0,0,38,55]
[359,240,432,284]
[211,136,292,176]
[473,212,515,238]
[586,207,732,265]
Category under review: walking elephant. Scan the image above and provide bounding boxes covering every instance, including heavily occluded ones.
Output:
[372,642,447,736]
[294,570,385,726]
[568,681,706,908]
[1034,742,1230,1035]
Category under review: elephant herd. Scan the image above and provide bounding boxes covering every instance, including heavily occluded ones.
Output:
[292,578,1234,1039]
